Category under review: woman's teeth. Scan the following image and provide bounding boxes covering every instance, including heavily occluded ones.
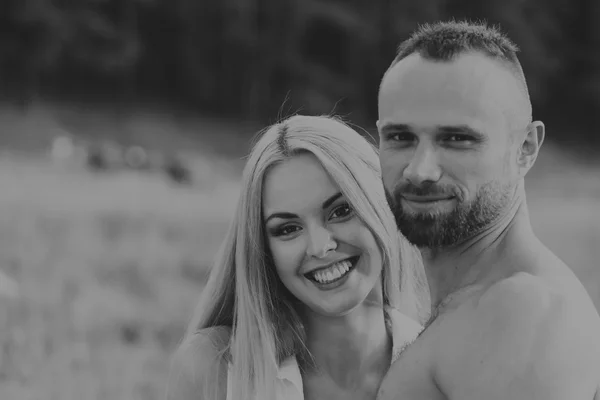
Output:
[311,260,353,284]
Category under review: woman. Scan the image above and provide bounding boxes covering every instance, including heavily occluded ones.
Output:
[166,115,428,400]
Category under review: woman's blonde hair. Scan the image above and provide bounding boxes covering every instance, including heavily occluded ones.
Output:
[184,115,426,400]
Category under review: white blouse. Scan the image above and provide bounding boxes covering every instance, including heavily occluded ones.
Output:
[226,309,423,400]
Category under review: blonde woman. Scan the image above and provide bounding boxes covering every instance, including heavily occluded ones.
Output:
[166,115,429,400]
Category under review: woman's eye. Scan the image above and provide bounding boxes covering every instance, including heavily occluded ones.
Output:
[273,225,300,237]
[330,203,353,220]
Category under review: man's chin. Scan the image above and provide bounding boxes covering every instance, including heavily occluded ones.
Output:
[399,228,441,248]
[397,210,448,226]
[397,221,438,246]
[395,213,456,248]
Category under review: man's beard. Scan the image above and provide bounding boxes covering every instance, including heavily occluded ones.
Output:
[385,181,513,249]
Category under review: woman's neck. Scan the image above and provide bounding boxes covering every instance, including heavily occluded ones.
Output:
[302,301,392,389]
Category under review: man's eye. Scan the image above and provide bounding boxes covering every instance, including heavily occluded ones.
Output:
[387,132,414,141]
[445,134,473,142]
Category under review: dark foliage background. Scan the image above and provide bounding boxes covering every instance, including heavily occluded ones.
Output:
[1,0,599,150]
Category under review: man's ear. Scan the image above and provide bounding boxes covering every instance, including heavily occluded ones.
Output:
[517,120,545,172]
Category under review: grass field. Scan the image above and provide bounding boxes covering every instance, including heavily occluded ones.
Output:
[0,103,598,400]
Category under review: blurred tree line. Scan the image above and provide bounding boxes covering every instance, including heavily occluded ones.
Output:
[1,0,599,148]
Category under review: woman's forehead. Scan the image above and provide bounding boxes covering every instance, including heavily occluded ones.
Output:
[262,154,341,215]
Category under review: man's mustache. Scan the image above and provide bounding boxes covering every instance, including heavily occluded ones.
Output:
[392,182,462,199]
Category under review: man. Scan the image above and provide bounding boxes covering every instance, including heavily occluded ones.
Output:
[377,20,600,400]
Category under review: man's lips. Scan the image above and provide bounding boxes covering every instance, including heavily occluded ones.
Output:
[401,194,455,203]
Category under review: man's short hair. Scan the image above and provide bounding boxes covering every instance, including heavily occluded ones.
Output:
[391,20,521,68]
[382,20,531,124]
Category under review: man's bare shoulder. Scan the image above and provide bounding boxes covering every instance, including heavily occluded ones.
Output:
[436,272,600,399]
[479,271,599,324]
[476,271,600,352]
[479,271,560,313]
[166,326,231,400]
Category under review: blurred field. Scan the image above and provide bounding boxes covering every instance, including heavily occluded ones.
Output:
[0,104,598,400]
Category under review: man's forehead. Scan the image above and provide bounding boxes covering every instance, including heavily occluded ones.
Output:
[379,52,520,130]
[381,51,511,90]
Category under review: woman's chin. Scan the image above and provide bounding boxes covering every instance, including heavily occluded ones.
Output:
[304,293,369,318]
[292,273,382,318]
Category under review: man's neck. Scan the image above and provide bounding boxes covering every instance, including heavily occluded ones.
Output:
[422,183,536,311]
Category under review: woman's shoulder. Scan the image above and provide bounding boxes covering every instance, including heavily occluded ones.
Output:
[166,326,232,400]
[387,308,423,346]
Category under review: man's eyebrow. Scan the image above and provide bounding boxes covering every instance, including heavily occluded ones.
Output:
[379,123,412,134]
[437,125,485,138]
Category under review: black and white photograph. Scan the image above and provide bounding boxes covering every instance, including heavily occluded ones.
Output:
[0,1,599,399]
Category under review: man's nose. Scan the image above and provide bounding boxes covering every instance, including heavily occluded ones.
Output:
[307,225,336,259]
[403,144,442,185]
